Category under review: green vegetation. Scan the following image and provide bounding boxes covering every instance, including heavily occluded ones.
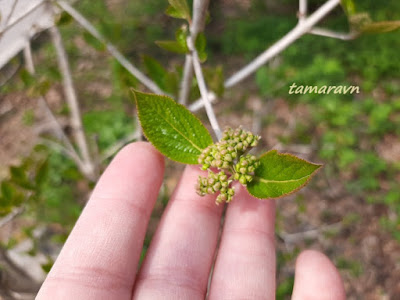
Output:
[0,0,399,297]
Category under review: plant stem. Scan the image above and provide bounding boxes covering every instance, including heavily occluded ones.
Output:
[224,0,341,88]
[309,27,357,40]
[178,0,210,105]
[179,56,193,104]
[299,0,308,23]
[50,26,97,181]
[190,38,222,140]
[189,0,341,111]
[22,42,88,176]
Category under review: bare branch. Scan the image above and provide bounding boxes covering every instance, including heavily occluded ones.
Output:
[4,0,20,27]
[298,0,308,23]
[179,55,193,104]
[37,97,83,165]
[39,138,83,166]
[224,0,341,88]
[23,43,35,74]
[56,0,165,95]
[22,41,88,176]
[49,26,96,181]
[189,38,222,140]
[278,222,342,244]
[179,0,210,105]
[309,27,357,40]
[191,0,210,37]
[0,207,24,229]
[188,91,216,112]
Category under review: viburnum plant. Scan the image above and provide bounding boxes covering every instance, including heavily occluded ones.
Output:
[131,90,322,205]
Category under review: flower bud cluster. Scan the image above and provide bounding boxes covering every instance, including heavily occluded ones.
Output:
[221,127,260,152]
[196,171,235,204]
[196,127,261,205]
[233,154,260,185]
[198,127,260,171]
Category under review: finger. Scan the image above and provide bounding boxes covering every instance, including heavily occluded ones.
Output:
[133,165,223,300]
[208,185,276,300]
[292,250,346,300]
[37,142,164,300]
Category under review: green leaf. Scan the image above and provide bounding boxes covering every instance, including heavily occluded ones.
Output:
[142,56,179,95]
[131,90,213,164]
[83,32,106,51]
[1,182,15,201]
[247,150,322,199]
[155,40,189,54]
[204,65,224,97]
[56,12,73,26]
[36,159,49,187]
[166,0,191,21]
[10,166,34,190]
[143,55,169,90]
[340,0,356,16]
[349,13,372,32]
[166,5,184,19]
[360,20,400,34]
[175,25,189,51]
[195,32,207,62]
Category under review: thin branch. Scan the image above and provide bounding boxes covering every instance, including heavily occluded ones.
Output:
[309,27,357,40]
[298,0,307,23]
[23,43,35,74]
[189,37,222,140]
[0,0,43,33]
[4,0,19,28]
[278,222,342,244]
[56,0,165,95]
[0,207,24,229]
[188,91,216,112]
[224,0,341,88]
[178,55,193,104]
[179,0,210,105]
[39,138,83,165]
[37,97,83,166]
[49,26,97,181]
[191,0,210,36]
[22,41,87,174]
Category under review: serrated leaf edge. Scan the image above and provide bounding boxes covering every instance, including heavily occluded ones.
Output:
[130,89,213,164]
[247,150,323,200]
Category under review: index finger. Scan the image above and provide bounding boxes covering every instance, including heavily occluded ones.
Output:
[37,142,165,300]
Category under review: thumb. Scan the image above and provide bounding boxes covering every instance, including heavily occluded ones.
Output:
[291,250,346,300]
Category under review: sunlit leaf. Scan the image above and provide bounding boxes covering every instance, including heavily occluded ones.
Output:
[143,55,169,90]
[175,25,189,51]
[166,0,191,21]
[131,90,213,164]
[360,20,400,34]
[341,0,356,16]
[247,150,322,199]
[195,32,207,62]
[155,40,189,54]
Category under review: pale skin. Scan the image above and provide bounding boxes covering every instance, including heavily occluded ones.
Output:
[37,142,346,300]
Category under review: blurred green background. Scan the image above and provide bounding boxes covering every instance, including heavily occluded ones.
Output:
[0,0,399,298]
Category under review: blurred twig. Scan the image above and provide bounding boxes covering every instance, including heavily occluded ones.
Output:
[192,0,342,112]
[56,0,165,95]
[0,207,24,229]
[49,26,97,181]
[309,27,357,40]
[278,222,342,246]
[179,0,210,105]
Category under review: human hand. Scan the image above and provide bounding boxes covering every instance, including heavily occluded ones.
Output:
[37,142,346,300]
